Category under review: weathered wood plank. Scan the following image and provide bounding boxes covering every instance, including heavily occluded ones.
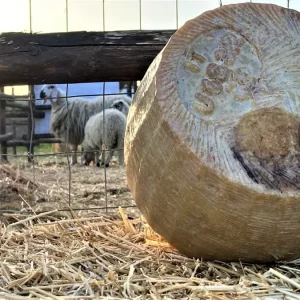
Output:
[0,93,14,100]
[6,111,45,119]
[38,138,62,144]
[11,120,17,155]
[6,102,30,110]
[22,133,56,140]
[7,140,40,147]
[0,133,13,142]
[0,94,8,161]
[35,104,52,111]
[27,86,35,161]
[0,30,175,85]
[6,119,28,126]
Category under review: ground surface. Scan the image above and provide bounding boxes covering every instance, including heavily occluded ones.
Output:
[0,152,139,219]
[1,149,300,299]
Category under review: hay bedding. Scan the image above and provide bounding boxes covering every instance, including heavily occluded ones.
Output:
[0,209,300,299]
[1,166,300,299]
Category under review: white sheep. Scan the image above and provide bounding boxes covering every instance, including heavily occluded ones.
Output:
[110,98,130,117]
[81,100,130,168]
[39,84,132,165]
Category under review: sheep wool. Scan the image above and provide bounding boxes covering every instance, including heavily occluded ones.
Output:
[39,84,132,165]
[82,108,127,167]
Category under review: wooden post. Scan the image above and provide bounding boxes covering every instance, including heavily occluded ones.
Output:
[12,120,16,155]
[27,85,35,162]
[0,86,7,162]
[120,81,136,97]
[0,30,175,85]
[11,87,17,155]
[126,81,133,97]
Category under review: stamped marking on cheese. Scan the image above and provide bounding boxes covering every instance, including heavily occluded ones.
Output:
[176,29,265,121]
[173,28,300,192]
[192,93,215,116]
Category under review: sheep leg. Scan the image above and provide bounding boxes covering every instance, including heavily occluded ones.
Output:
[105,150,114,167]
[117,135,125,167]
[118,149,124,167]
[101,150,113,168]
[69,144,77,165]
[95,150,100,167]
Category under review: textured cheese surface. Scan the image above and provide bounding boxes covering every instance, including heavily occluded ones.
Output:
[124,3,300,262]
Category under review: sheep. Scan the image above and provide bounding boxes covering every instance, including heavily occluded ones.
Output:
[39,84,132,165]
[81,100,130,168]
[110,99,130,117]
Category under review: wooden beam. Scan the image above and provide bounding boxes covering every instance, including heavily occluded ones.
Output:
[14,95,29,99]
[0,93,14,100]
[0,30,175,85]
[22,133,56,140]
[7,140,40,147]
[0,133,13,142]
[6,111,45,119]
[6,102,30,110]
[38,138,62,144]
[35,104,51,111]
[6,119,28,126]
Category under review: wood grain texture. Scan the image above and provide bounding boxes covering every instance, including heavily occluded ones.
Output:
[5,111,45,119]
[0,30,175,85]
[0,133,13,142]
[0,98,7,161]
[125,3,300,262]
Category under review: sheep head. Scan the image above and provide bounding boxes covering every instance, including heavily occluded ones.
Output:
[110,99,129,116]
[81,149,95,166]
[40,84,59,104]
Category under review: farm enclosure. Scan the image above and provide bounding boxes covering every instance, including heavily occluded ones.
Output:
[1,0,300,299]
[1,156,135,216]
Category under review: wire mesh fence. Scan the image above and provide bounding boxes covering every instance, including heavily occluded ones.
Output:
[0,84,138,218]
[0,0,294,219]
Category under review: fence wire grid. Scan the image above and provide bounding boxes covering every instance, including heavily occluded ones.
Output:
[0,0,294,218]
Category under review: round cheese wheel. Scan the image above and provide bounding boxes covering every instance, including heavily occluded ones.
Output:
[125,3,300,262]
